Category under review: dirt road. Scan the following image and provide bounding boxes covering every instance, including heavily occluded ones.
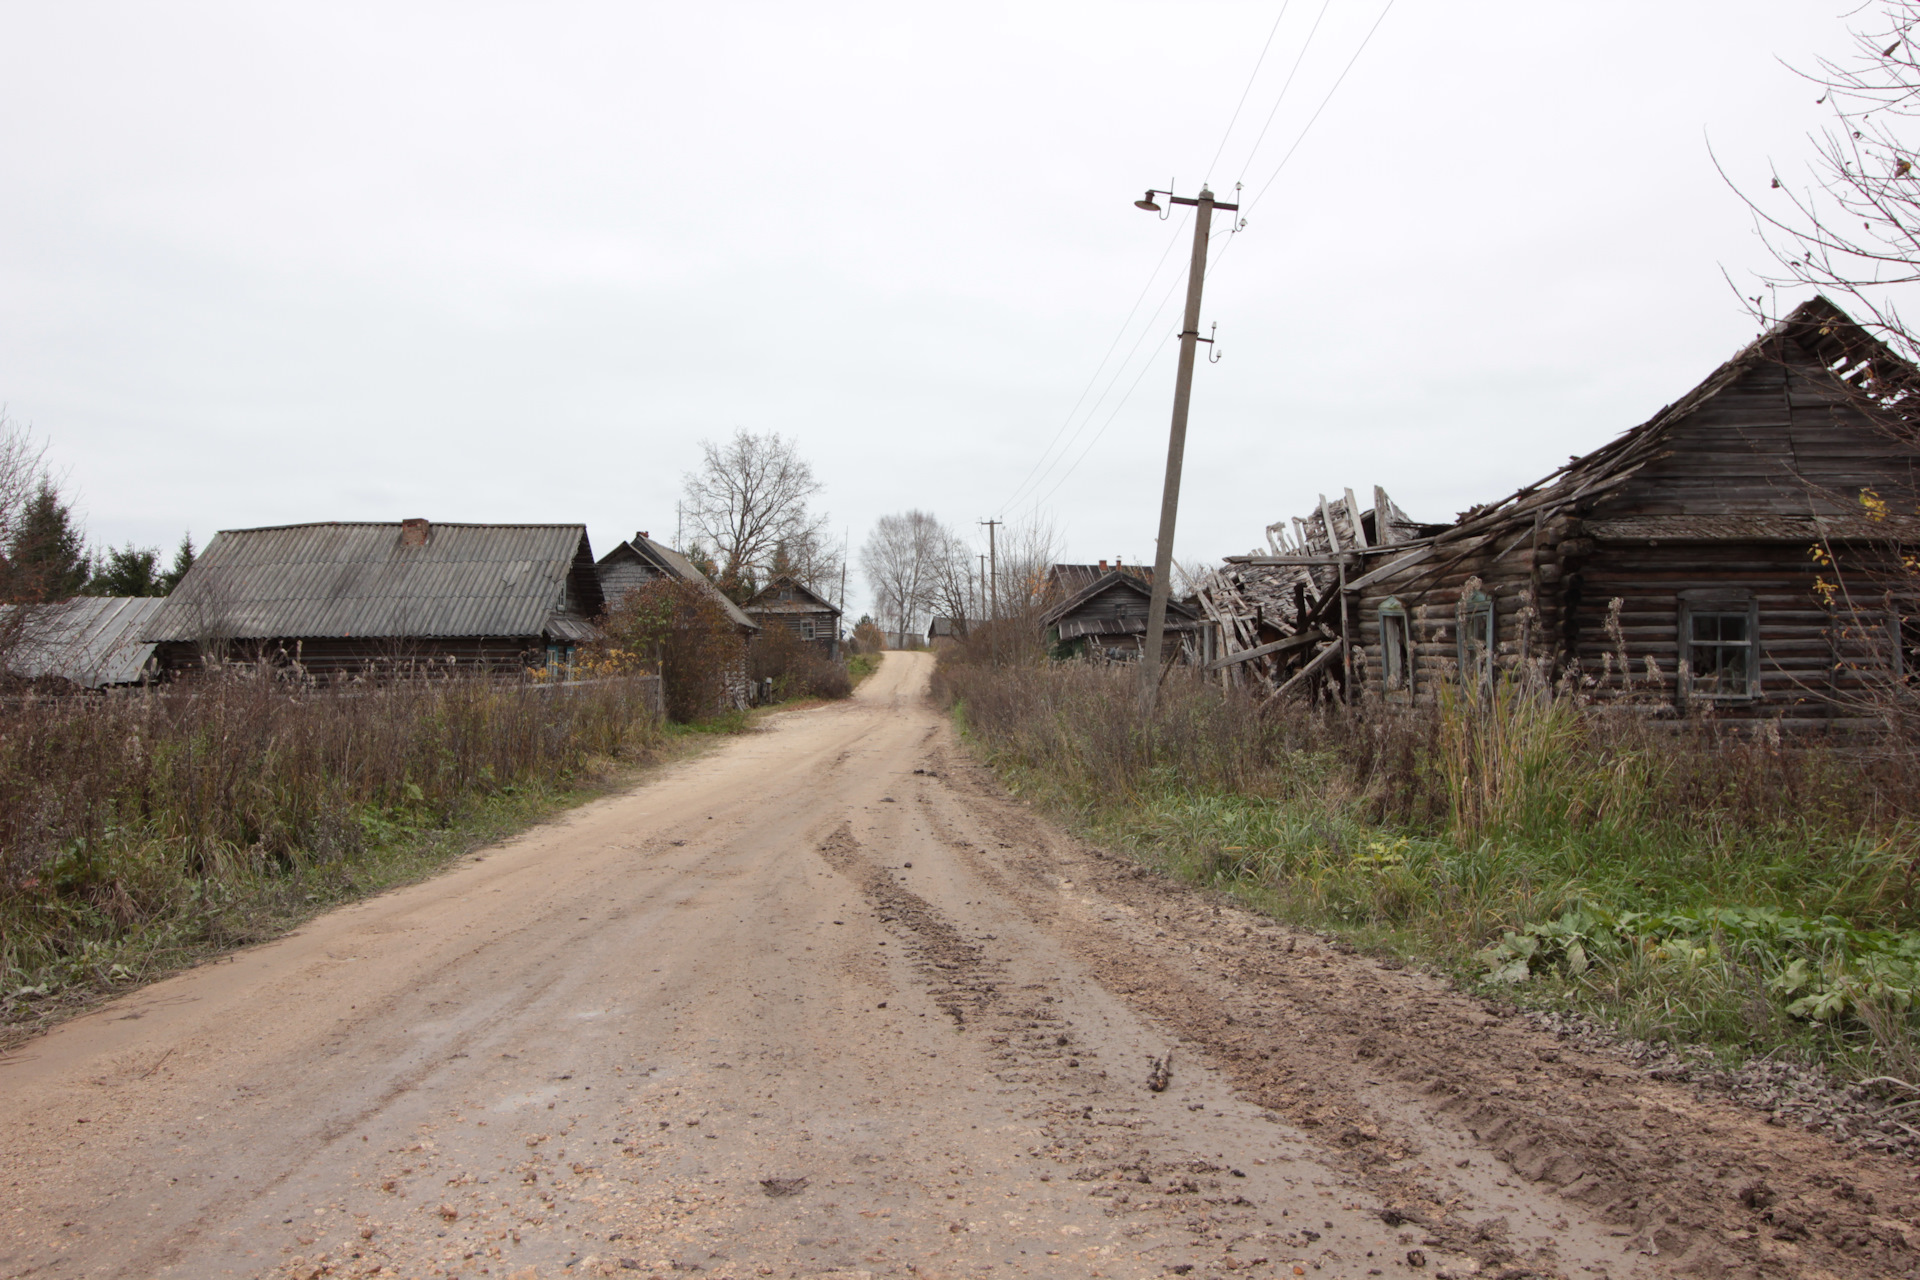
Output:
[3,653,1916,1280]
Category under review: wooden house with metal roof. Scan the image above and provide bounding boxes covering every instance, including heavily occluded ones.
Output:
[1043,568,1206,663]
[1200,297,1920,725]
[742,576,841,659]
[143,519,603,677]
[595,532,758,637]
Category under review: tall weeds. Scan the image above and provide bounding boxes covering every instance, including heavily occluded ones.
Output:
[1,671,662,1013]
[935,660,1920,1075]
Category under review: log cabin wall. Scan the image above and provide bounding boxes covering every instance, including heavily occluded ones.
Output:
[1346,297,1918,727]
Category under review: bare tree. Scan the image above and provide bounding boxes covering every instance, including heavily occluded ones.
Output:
[860,511,950,642]
[1730,2,1920,350]
[988,514,1063,622]
[681,430,830,595]
[0,417,61,673]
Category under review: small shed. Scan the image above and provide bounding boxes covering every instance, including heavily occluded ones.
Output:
[743,576,841,659]
[144,520,603,677]
[5,596,164,689]
[1042,569,1205,663]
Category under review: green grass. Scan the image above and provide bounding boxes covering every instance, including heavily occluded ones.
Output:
[848,652,881,686]
[942,662,1920,1081]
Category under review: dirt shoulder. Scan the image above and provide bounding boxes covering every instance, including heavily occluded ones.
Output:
[926,733,1920,1278]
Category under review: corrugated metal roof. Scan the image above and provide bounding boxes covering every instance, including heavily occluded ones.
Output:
[596,534,759,633]
[144,522,596,643]
[7,596,163,687]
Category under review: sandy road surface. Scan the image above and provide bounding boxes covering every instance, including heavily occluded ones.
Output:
[3,653,1917,1280]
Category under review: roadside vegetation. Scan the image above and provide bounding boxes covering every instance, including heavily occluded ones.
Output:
[935,657,1920,1081]
[0,670,669,1041]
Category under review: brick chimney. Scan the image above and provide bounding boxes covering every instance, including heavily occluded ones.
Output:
[1098,559,1108,571]
[400,518,431,547]
[637,531,649,541]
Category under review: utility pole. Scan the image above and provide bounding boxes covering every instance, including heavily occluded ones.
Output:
[979,519,1001,665]
[977,554,987,630]
[1134,183,1237,714]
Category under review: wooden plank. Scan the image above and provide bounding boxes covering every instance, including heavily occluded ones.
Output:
[1257,640,1343,711]
[1206,629,1325,670]
[1344,488,1370,548]
[1343,543,1439,592]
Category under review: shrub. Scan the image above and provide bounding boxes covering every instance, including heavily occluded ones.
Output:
[596,578,745,722]
[750,624,851,701]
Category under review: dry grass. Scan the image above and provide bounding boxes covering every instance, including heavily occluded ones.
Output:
[935,659,1920,1077]
[0,670,664,1025]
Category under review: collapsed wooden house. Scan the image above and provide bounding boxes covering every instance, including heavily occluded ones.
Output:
[1198,297,1920,725]
[144,520,604,677]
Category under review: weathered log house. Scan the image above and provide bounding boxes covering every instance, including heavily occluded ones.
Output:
[1044,568,1208,663]
[144,520,604,677]
[1202,298,1920,725]
[596,532,759,638]
[596,531,758,708]
[742,576,842,659]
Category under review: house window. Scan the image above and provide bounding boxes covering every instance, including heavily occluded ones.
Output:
[1379,597,1412,692]
[1678,590,1759,700]
[1457,591,1494,685]
[801,620,815,641]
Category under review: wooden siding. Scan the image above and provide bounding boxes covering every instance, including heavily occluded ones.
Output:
[1347,308,1915,725]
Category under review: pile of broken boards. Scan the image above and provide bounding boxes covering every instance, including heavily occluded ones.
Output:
[1195,485,1434,703]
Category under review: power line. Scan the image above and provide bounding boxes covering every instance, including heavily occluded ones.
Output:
[1021,224,1243,516]
[1203,2,1293,184]
[1243,0,1398,214]
[998,209,1194,514]
[1231,0,1336,189]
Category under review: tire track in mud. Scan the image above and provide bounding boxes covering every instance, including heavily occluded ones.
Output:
[814,822,1348,1272]
[913,738,1920,1280]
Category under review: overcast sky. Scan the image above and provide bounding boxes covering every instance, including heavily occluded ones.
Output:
[0,2,1866,612]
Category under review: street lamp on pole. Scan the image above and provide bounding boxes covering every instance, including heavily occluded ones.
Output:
[1136,183,1238,715]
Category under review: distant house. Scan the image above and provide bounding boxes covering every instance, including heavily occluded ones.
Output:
[1041,569,1206,662]
[743,576,841,659]
[595,532,759,637]
[1043,560,1149,603]
[5,596,163,689]
[596,531,757,710]
[927,616,984,647]
[143,520,603,677]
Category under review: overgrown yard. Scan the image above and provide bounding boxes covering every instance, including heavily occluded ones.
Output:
[0,672,678,1043]
[936,660,1920,1081]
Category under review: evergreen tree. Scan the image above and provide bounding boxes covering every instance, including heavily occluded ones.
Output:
[86,544,162,596]
[6,481,89,601]
[160,533,195,593]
